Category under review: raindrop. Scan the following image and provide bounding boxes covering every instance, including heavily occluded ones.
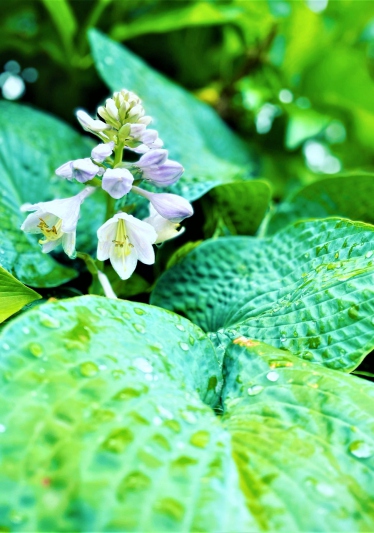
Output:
[316,482,335,497]
[247,385,264,396]
[365,251,374,259]
[181,411,197,424]
[39,313,60,328]
[79,362,99,377]
[104,56,114,65]
[2,343,10,351]
[133,323,146,334]
[22,327,30,334]
[0,423,6,433]
[266,371,279,382]
[176,324,185,331]
[349,440,374,459]
[179,342,189,352]
[280,335,287,343]
[134,357,153,373]
[134,307,145,316]
[153,416,163,426]
[98,364,107,371]
[29,343,43,357]
[2,75,25,100]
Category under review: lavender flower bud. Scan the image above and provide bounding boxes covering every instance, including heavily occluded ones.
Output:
[132,186,193,222]
[91,141,115,163]
[102,168,134,199]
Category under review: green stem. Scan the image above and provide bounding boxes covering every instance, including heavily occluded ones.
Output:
[76,251,117,299]
[76,252,99,275]
[113,144,124,167]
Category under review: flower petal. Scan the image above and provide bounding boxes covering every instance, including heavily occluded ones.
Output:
[55,161,74,179]
[62,232,77,258]
[102,168,134,199]
[76,110,111,132]
[121,213,157,265]
[91,141,115,163]
[97,217,118,261]
[132,187,193,223]
[72,158,100,183]
[109,241,138,280]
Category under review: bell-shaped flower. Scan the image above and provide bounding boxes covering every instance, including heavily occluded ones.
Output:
[136,149,184,187]
[91,141,115,163]
[143,205,185,244]
[56,158,101,183]
[102,168,134,199]
[20,187,95,258]
[132,186,193,223]
[131,129,164,154]
[76,110,111,134]
[97,213,157,280]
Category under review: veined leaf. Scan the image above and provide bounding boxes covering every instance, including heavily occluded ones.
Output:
[222,339,374,532]
[0,298,373,531]
[0,266,41,322]
[0,101,105,287]
[203,179,271,237]
[151,218,374,371]
[0,296,252,532]
[88,29,257,202]
[267,173,374,235]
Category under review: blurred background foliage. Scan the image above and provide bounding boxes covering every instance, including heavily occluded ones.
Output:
[1,0,374,201]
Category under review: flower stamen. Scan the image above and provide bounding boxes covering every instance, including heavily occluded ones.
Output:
[37,218,63,243]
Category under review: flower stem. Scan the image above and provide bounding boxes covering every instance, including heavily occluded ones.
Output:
[76,251,117,299]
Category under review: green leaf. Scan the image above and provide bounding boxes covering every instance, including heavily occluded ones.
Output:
[0,266,41,323]
[0,100,105,287]
[222,338,374,532]
[88,29,257,202]
[110,3,244,41]
[41,0,77,54]
[203,179,271,237]
[0,296,253,532]
[267,173,374,235]
[1,298,373,531]
[151,218,374,371]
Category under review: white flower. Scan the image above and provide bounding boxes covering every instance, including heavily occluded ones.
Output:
[20,187,95,258]
[132,186,193,222]
[136,149,183,187]
[97,213,157,280]
[91,141,115,163]
[143,205,185,244]
[76,110,111,133]
[102,168,134,199]
[56,158,100,183]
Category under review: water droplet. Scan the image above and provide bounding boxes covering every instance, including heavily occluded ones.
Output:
[280,335,287,342]
[2,343,10,351]
[153,498,185,521]
[39,313,60,328]
[133,323,146,334]
[348,305,359,320]
[153,416,163,426]
[247,385,264,396]
[366,251,374,259]
[102,428,133,453]
[134,357,153,373]
[80,362,99,377]
[304,253,309,258]
[190,430,210,448]
[316,482,335,497]
[29,343,43,357]
[96,307,108,316]
[176,324,185,331]
[181,411,197,424]
[157,406,173,420]
[134,307,145,316]
[0,423,6,433]
[179,342,189,351]
[117,471,151,498]
[22,327,30,334]
[266,371,279,382]
[111,369,125,380]
[98,364,107,371]
[349,440,374,458]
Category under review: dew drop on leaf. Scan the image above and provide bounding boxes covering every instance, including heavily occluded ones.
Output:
[29,343,43,357]
[348,440,374,458]
[0,424,6,433]
[190,430,210,448]
[266,371,280,382]
[133,323,145,334]
[79,361,99,377]
[38,313,60,328]
[247,385,264,396]
[134,357,153,373]
[179,342,189,351]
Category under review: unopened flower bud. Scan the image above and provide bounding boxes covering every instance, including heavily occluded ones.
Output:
[132,186,193,222]
[102,168,134,199]
[91,141,115,163]
[136,149,183,187]
[76,110,111,133]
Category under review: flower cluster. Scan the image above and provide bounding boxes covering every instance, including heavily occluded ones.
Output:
[21,89,193,281]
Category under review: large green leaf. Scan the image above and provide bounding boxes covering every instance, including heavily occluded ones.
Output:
[0,296,253,532]
[0,101,105,287]
[267,173,374,235]
[222,339,374,532]
[88,29,257,202]
[151,218,374,371]
[1,297,373,531]
[0,266,41,323]
[203,179,271,237]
